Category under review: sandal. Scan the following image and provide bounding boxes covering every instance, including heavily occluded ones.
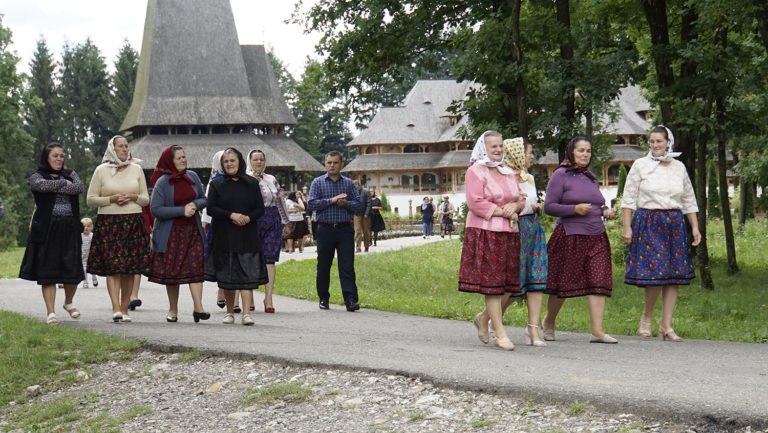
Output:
[46,313,58,325]
[63,303,81,319]
[659,327,683,342]
[638,318,652,338]
[473,313,489,344]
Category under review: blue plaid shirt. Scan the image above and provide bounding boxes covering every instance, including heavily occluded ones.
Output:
[308,174,361,224]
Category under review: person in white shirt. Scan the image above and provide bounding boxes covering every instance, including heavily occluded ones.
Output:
[621,125,701,342]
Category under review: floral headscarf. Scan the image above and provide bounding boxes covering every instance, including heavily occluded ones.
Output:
[150,145,194,186]
[502,137,534,185]
[469,130,514,175]
[102,135,141,176]
[648,125,681,162]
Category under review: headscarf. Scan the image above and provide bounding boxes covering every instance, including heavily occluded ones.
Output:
[37,143,74,181]
[469,130,515,175]
[102,135,141,176]
[648,125,681,162]
[210,150,225,182]
[150,145,194,186]
[220,148,248,180]
[560,136,597,181]
[245,149,265,178]
[502,137,534,185]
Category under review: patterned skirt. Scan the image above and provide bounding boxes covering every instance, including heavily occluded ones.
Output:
[625,209,695,286]
[545,224,612,298]
[258,206,282,264]
[88,213,150,276]
[515,214,548,295]
[458,227,521,295]
[19,216,85,285]
[148,223,205,285]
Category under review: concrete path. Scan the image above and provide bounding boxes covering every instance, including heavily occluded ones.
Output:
[1,235,766,430]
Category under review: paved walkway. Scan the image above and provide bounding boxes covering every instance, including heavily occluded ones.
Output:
[1,235,766,430]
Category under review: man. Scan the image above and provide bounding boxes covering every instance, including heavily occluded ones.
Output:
[352,179,372,252]
[308,151,361,311]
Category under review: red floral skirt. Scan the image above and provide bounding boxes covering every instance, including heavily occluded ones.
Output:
[148,224,205,285]
[88,213,150,276]
[545,224,612,298]
[458,227,521,295]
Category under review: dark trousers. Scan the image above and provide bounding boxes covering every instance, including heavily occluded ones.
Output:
[315,223,358,305]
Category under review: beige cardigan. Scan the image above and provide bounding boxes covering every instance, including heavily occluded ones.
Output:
[86,163,149,214]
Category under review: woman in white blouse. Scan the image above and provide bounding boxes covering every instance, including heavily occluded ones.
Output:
[621,126,701,342]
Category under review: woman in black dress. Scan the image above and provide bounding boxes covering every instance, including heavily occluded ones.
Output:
[20,143,85,324]
[369,188,386,246]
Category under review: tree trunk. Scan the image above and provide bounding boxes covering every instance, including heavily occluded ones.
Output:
[753,0,768,53]
[506,0,527,138]
[677,2,698,183]
[696,83,716,289]
[556,0,574,161]
[715,96,738,274]
[639,0,675,124]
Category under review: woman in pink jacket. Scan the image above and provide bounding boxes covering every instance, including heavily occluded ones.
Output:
[459,131,525,351]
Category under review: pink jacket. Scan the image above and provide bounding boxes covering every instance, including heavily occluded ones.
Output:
[464,164,524,233]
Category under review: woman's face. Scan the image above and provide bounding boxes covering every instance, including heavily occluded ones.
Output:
[47,146,65,171]
[572,140,592,167]
[222,152,239,176]
[484,135,504,162]
[114,137,129,161]
[649,132,667,157]
[173,149,186,172]
[525,144,534,169]
[369,188,375,197]
[250,151,265,173]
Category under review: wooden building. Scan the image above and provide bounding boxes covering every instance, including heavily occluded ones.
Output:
[122,0,323,187]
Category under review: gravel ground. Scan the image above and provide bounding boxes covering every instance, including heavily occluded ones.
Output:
[3,350,763,433]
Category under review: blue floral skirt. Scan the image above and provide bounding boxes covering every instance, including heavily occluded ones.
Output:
[514,214,548,295]
[258,206,282,264]
[625,209,695,286]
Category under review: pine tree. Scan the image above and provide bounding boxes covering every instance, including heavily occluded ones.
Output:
[24,38,61,154]
[108,40,139,132]
[707,160,721,218]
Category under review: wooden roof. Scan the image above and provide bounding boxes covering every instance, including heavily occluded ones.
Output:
[120,0,296,130]
[537,145,647,165]
[343,151,472,172]
[602,86,652,136]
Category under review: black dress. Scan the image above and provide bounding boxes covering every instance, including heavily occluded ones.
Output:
[370,198,386,232]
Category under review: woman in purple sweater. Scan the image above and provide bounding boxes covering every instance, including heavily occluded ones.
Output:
[542,137,618,344]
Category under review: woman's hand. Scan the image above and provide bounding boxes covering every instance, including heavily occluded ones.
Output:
[501,202,518,219]
[110,193,136,206]
[531,203,541,212]
[621,226,632,244]
[574,203,592,215]
[184,203,197,218]
[230,212,250,226]
[602,208,615,220]
[691,227,701,246]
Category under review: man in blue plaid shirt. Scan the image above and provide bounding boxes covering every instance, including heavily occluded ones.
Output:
[308,151,361,311]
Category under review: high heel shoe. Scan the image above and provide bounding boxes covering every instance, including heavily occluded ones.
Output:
[525,324,547,347]
[193,311,211,323]
[216,299,225,309]
[166,315,178,323]
[638,318,652,338]
[659,327,683,342]
[473,313,489,344]
[494,337,515,351]
[263,300,275,314]
[233,305,242,314]
[541,317,555,341]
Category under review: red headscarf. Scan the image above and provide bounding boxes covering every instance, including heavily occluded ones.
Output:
[150,145,194,186]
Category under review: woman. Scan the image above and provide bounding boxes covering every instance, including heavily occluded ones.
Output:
[20,143,85,324]
[420,196,434,238]
[87,135,150,323]
[369,188,386,246]
[438,196,455,239]
[460,131,524,351]
[495,137,549,347]
[542,136,617,344]
[205,148,268,325]
[621,126,700,342]
[247,149,288,313]
[148,145,210,323]
[283,191,308,253]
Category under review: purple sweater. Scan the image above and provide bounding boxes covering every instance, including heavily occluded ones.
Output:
[543,167,606,235]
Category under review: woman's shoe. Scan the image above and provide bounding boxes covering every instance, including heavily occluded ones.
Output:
[121,314,132,323]
[46,313,58,325]
[63,303,81,319]
[193,311,211,323]
[216,299,226,309]
[659,327,683,342]
[166,315,178,323]
[249,305,255,311]
[241,315,255,326]
[473,313,489,344]
[494,337,515,351]
[112,312,123,322]
[525,324,547,347]
[589,334,618,344]
[541,318,555,341]
[638,318,652,338]
[222,313,235,324]
[129,299,142,311]
[263,300,275,314]
[233,305,242,314]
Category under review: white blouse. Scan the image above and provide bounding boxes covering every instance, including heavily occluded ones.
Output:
[621,157,698,214]
[519,176,538,216]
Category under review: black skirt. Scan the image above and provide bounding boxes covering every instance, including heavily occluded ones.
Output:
[19,216,85,285]
[204,251,268,290]
[370,212,386,232]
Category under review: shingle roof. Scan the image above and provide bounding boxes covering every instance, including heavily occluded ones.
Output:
[120,0,296,130]
[342,151,472,172]
[537,145,647,165]
[130,134,324,172]
[602,86,652,136]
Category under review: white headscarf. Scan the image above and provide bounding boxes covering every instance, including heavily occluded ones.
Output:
[469,130,515,175]
[210,150,224,181]
[102,135,141,176]
[246,149,265,177]
[648,125,681,162]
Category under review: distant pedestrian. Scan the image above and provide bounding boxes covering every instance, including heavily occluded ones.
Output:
[419,196,434,238]
[369,188,386,246]
[308,151,361,311]
[438,196,455,239]
[284,191,309,253]
[621,125,700,342]
[80,217,98,288]
[0,195,4,219]
[19,142,85,324]
[353,179,372,252]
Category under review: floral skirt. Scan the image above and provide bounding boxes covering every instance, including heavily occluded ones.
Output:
[19,216,85,285]
[148,224,205,285]
[88,213,150,276]
[625,209,695,286]
[545,224,612,298]
[258,206,282,264]
[458,227,521,295]
[515,214,548,295]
